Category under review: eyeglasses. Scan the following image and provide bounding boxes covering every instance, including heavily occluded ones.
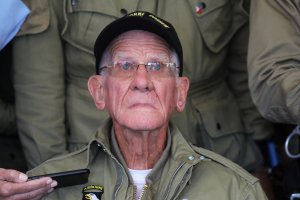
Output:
[99,61,179,78]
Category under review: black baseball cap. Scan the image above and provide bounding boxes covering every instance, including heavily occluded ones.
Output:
[94,11,183,76]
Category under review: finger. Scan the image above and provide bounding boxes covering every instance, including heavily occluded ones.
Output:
[0,168,28,183]
[17,177,54,194]
[0,177,54,197]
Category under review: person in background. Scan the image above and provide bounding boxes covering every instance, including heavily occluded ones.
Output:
[13,1,274,197]
[21,12,267,199]
[248,1,300,198]
[0,3,30,169]
[0,0,29,50]
[0,0,29,135]
[248,0,300,124]
[0,1,56,200]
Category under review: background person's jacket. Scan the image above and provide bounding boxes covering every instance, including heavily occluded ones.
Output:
[248,0,300,124]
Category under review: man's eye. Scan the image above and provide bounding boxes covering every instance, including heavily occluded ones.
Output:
[119,62,132,70]
[148,62,161,71]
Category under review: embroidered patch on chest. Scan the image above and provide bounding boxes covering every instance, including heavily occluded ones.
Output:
[82,185,104,200]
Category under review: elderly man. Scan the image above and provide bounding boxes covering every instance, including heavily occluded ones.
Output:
[1,12,267,199]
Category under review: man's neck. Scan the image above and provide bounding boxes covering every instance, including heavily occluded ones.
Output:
[113,124,167,170]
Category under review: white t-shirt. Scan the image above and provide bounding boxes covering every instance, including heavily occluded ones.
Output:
[128,168,152,199]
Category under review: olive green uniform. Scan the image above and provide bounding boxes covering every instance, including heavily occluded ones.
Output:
[248,0,300,124]
[27,120,267,200]
[14,0,273,169]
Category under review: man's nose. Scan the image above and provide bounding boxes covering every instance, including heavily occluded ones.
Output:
[130,65,154,92]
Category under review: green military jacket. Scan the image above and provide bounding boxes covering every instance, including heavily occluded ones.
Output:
[248,0,300,124]
[14,0,273,170]
[27,120,267,200]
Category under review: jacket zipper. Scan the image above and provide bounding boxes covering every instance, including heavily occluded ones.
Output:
[100,145,152,199]
[138,184,149,200]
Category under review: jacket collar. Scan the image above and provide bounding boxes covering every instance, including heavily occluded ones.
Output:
[89,118,200,165]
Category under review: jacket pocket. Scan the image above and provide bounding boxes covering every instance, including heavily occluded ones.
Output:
[187,0,248,52]
[192,98,248,166]
[192,98,263,170]
[62,0,122,53]
[17,0,50,36]
[193,98,244,139]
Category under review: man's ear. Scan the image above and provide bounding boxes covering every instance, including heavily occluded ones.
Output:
[176,77,189,112]
[88,75,106,110]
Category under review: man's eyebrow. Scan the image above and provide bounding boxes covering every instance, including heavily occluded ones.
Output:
[112,51,136,60]
[111,50,170,61]
[146,53,170,61]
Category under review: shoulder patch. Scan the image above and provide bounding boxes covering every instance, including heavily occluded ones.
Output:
[82,185,104,200]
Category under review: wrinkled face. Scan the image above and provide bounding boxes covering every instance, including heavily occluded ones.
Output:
[89,30,188,131]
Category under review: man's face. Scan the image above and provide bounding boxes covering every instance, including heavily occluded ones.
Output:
[89,30,189,131]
